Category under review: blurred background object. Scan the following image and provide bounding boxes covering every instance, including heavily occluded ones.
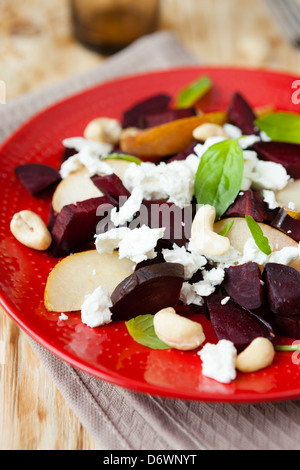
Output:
[1,0,300,101]
[70,0,159,54]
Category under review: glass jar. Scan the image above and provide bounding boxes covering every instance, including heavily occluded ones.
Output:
[70,0,160,54]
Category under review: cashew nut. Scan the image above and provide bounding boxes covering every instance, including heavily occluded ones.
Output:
[10,210,52,251]
[190,205,230,257]
[153,307,205,350]
[84,117,122,145]
[235,337,275,373]
[192,123,228,141]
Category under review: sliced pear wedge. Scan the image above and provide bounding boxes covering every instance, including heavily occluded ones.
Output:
[44,249,134,312]
[52,159,132,214]
[276,179,300,220]
[214,217,300,272]
[52,168,102,214]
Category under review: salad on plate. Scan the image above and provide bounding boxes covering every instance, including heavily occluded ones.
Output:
[10,75,300,385]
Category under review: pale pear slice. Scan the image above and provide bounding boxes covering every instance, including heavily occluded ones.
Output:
[44,249,134,312]
[214,217,300,272]
[276,179,300,220]
[52,159,131,214]
[104,158,131,179]
[52,168,102,214]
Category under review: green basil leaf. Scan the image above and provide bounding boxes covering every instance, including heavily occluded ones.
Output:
[176,75,212,108]
[255,111,300,143]
[218,220,234,237]
[275,344,300,351]
[125,314,170,350]
[194,139,244,219]
[103,153,142,165]
[245,215,272,255]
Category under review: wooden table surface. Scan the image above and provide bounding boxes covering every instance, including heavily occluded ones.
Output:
[1,0,300,450]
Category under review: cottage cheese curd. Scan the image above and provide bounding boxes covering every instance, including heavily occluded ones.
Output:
[81,285,113,328]
[198,339,237,384]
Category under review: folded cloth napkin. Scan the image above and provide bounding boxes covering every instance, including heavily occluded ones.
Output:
[2,30,300,451]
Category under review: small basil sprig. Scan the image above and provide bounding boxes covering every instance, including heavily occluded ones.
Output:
[275,344,300,351]
[194,139,244,220]
[218,220,234,237]
[176,75,212,108]
[245,215,272,255]
[103,153,142,165]
[125,314,170,350]
[255,111,300,144]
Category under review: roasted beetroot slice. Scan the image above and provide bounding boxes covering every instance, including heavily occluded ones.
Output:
[223,189,277,223]
[227,92,259,135]
[50,196,116,257]
[140,107,196,128]
[91,173,130,202]
[140,200,191,247]
[271,208,300,242]
[111,262,184,321]
[122,94,172,129]
[252,141,300,180]
[263,263,300,316]
[61,146,77,163]
[15,163,61,196]
[223,262,266,310]
[167,141,198,163]
[135,239,172,270]
[47,204,57,231]
[206,294,274,352]
[271,314,300,339]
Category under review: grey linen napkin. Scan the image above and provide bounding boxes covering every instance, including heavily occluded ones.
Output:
[2,30,300,451]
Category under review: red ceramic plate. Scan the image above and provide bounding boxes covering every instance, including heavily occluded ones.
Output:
[1,66,300,403]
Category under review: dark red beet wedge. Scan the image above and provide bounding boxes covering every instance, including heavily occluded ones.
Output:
[271,314,300,339]
[263,263,300,316]
[61,146,77,163]
[223,262,266,310]
[252,141,300,180]
[91,173,130,202]
[50,196,116,257]
[140,200,191,246]
[15,163,61,196]
[271,208,300,242]
[111,262,184,321]
[167,141,198,163]
[47,204,57,231]
[122,94,172,129]
[227,92,259,135]
[223,189,277,223]
[140,107,196,128]
[206,294,274,352]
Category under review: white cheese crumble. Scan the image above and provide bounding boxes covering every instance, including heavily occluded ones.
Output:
[59,312,68,321]
[95,225,165,265]
[179,282,204,306]
[262,189,279,210]
[110,187,143,227]
[241,150,290,192]
[118,225,165,264]
[198,340,237,384]
[122,155,199,208]
[162,243,207,280]
[179,267,225,307]
[60,137,113,178]
[251,160,290,191]
[81,285,112,328]
[192,268,225,297]
[95,227,131,254]
[240,238,300,267]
